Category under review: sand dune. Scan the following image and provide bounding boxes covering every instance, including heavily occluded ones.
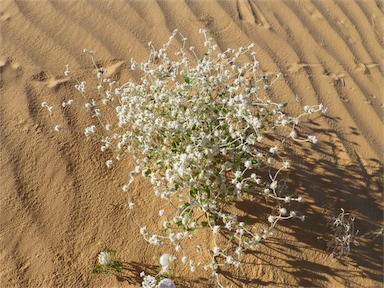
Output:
[1,0,383,287]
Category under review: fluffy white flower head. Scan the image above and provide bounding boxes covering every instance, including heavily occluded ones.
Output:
[159,253,173,267]
[142,274,156,288]
[158,278,176,288]
[98,251,112,265]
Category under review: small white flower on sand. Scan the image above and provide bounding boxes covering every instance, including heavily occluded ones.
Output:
[225,256,234,265]
[54,124,61,132]
[142,274,156,288]
[140,226,147,235]
[98,251,112,265]
[308,135,318,144]
[269,146,278,154]
[159,254,173,267]
[158,278,176,288]
[268,215,275,223]
[84,125,96,136]
[105,160,113,168]
[283,161,290,169]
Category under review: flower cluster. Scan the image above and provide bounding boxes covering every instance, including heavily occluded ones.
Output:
[140,254,176,288]
[93,248,123,275]
[44,29,325,286]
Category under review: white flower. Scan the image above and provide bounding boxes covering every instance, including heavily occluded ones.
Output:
[234,170,242,178]
[158,278,176,288]
[98,251,112,265]
[268,215,275,223]
[308,135,318,144]
[128,202,135,209]
[212,225,220,234]
[54,124,61,132]
[159,209,164,216]
[148,235,162,245]
[236,228,244,236]
[283,161,290,169]
[279,208,287,215]
[84,125,96,136]
[169,233,177,242]
[140,226,147,235]
[290,211,297,217]
[181,256,187,264]
[269,146,278,153]
[321,105,328,114]
[142,275,156,288]
[159,254,173,267]
[225,256,234,265]
[105,160,113,168]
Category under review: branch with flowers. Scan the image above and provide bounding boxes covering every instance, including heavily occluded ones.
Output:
[42,29,326,287]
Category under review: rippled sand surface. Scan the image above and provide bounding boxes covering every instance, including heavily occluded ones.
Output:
[1,1,383,287]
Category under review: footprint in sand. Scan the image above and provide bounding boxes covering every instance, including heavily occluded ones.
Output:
[31,71,69,89]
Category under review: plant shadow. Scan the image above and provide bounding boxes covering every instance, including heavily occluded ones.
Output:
[116,261,212,287]
[227,117,383,287]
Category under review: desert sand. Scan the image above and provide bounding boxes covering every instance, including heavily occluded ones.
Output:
[0,0,383,287]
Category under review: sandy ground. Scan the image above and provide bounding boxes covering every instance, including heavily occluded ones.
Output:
[0,0,383,287]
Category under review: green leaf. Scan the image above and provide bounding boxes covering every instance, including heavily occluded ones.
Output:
[183,75,190,84]
[201,221,208,227]
[114,260,123,272]
[175,221,183,227]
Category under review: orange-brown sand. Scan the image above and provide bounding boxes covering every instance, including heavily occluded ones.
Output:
[1,0,383,287]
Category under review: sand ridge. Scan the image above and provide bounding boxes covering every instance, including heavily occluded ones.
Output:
[1,0,383,287]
